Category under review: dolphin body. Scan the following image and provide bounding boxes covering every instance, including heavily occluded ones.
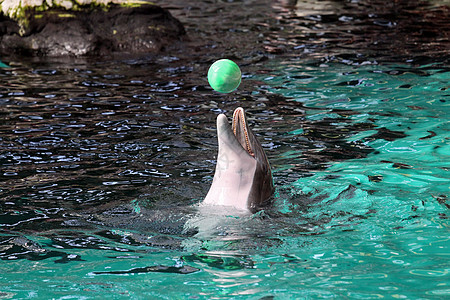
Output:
[203,107,274,213]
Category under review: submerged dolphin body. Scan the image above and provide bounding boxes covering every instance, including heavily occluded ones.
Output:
[203,107,274,213]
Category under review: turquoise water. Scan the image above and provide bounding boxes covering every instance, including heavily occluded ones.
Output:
[2,0,449,297]
[261,61,449,298]
[0,59,448,299]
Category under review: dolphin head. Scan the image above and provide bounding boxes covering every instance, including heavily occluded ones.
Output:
[203,107,274,213]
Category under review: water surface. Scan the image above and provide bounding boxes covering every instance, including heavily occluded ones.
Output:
[0,0,449,299]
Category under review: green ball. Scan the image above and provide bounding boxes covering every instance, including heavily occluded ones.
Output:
[207,59,241,93]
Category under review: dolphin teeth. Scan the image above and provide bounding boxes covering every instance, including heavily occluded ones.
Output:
[232,107,255,157]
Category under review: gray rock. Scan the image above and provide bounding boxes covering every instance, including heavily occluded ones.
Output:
[0,3,186,56]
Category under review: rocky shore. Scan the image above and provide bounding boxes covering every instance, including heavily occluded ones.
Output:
[0,0,186,56]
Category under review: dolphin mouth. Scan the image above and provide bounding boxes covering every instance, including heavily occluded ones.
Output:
[231,107,255,158]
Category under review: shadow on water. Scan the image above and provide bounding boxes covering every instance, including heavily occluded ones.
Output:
[0,0,449,287]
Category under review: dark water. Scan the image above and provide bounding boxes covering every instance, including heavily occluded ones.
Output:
[0,0,449,298]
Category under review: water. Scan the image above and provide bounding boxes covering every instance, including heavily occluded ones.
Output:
[1,0,449,299]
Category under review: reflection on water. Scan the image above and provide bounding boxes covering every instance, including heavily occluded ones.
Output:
[0,0,449,298]
[271,0,450,62]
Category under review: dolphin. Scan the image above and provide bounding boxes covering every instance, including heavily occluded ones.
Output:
[203,107,274,213]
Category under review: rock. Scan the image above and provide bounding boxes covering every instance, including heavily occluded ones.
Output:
[0,1,186,56]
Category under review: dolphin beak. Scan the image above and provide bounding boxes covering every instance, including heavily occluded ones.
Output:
[215,107,272,169]
[216,107,264,161]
